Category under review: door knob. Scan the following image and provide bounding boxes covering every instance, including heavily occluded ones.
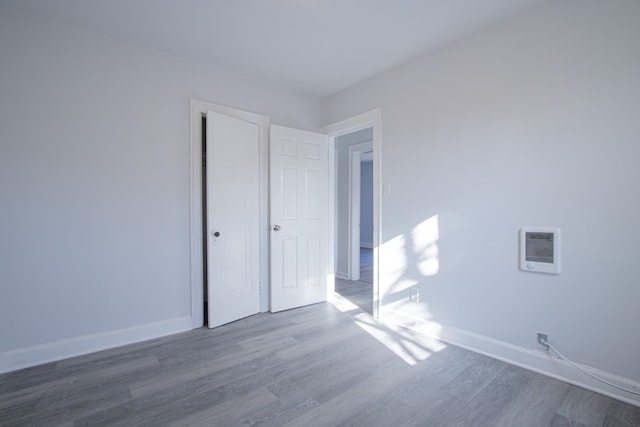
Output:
[213,231,220,237]
[272,225,281,231]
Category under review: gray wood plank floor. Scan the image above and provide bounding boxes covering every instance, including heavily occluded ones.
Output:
[335,248,374,315]
[335,277,372,315]
[1,302,639,426]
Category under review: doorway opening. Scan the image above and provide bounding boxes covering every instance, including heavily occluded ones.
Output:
[201,115,209,326]
[334,128,374,314]
[358,153,374,285]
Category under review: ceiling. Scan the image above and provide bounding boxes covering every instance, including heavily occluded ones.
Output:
[4,0,547,97]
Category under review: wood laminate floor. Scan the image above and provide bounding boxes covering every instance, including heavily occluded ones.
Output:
[1,302,639,426]
[335,248,374,315]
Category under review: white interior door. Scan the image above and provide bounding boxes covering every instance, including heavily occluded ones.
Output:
[207,111,260,328]
[270,125,329,312]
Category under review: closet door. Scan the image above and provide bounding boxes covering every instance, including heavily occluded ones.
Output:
[206,111,260,327]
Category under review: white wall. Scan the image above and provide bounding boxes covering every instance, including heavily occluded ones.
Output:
[323,0,640,398]
[334,128,373,278]
[0,5,321,371]
[360,160,374,248]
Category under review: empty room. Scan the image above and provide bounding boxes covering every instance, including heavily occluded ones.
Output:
[1,0,639,425]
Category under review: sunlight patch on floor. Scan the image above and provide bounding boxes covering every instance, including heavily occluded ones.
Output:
[331,293,446,366]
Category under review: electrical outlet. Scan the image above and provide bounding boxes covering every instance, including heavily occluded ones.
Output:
[537,333,549,351]
[410,287,419,303]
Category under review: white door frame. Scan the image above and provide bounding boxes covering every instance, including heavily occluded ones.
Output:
[324,109,382,317]
[348,141,373,281]
[189,99,270,328]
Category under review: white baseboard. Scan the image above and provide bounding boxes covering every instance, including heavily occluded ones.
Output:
[0,316,192,374]
[386,313,640,407]
[336,271,348,280]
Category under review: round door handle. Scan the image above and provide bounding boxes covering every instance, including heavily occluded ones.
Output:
[272,225,281,231]
[213,231,220,237]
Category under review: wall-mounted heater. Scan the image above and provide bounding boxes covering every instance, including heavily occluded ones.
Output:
[520,227,560,274]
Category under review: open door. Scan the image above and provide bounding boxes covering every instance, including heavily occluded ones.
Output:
[270,125,329,312]
[206,111,260,327]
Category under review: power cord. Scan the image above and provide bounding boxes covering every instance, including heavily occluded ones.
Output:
[540,337,640,396]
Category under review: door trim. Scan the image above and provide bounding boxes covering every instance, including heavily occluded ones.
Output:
[323,109,382,317]
[189,99,270,328]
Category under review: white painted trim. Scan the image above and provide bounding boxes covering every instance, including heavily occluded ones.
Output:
[323,109,382,318]
[0,317,191,374]
[189,99,270,328]
[349,149,361,281]
[391,318,640,408]
[335,271,349,280]
[327,138,336,301]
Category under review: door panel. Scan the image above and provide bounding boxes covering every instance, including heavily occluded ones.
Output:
[207,111,260,328]
[270,125,328,312]
[281,167,297,219]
